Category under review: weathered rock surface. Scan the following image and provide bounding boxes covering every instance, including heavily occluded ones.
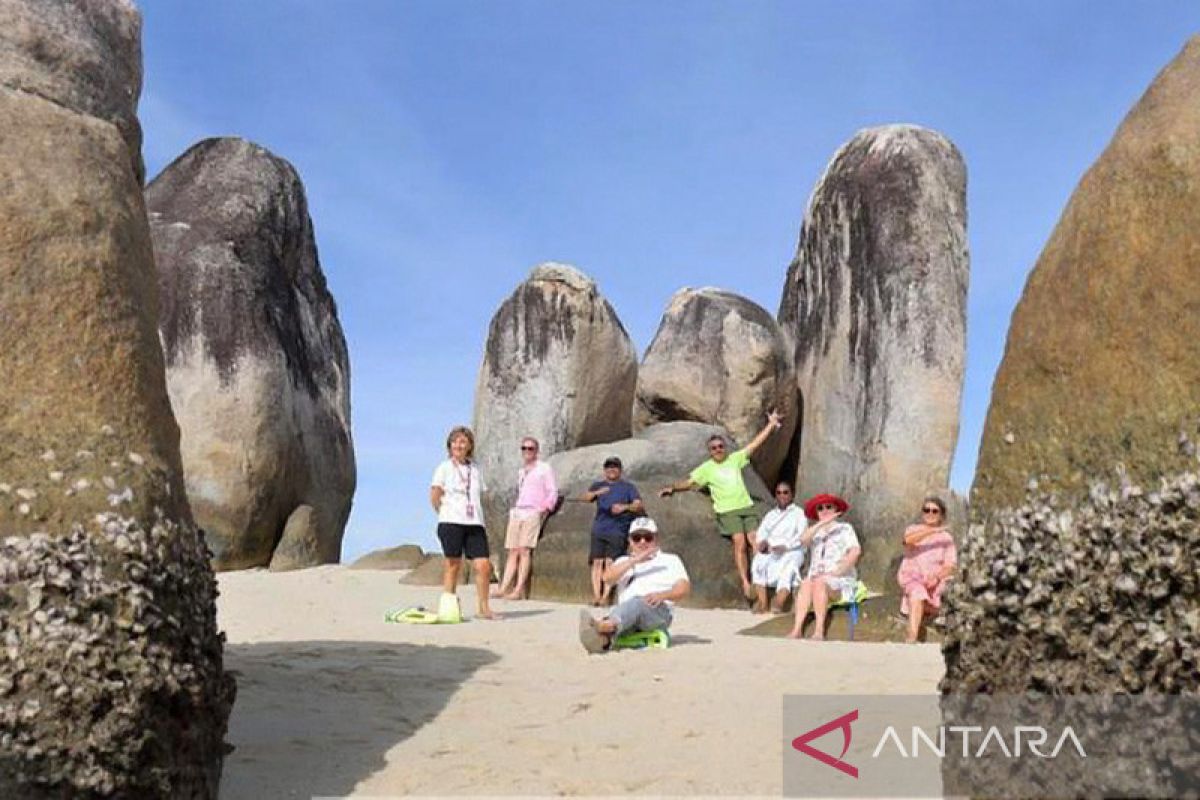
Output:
[147,137,356,571]
[523,422,770,608]
[0,6,233,794]
[0,0,145,179]
[973,36,1200,515]
[350,544,427,571]
[941,448,1199,795]
[634,287,798,485]
[778,124,968,592]
[473,263,637,538]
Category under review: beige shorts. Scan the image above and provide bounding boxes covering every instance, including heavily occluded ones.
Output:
[505,511,545,549]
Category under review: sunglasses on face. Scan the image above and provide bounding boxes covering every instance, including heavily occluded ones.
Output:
[709,444,725,452]
[776,490,792,496]
[629,533,655,544]
[922,506,941,514]
[816,503,837,512]
[520,445,536,451]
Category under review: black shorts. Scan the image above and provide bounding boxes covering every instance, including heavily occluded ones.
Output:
[589,531,628,562]
[437,522,489,560]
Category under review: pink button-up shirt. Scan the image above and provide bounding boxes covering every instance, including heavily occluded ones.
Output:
[514,461,558,514]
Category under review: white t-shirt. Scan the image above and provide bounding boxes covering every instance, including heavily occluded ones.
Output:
[431,458,485,526]
[614,552,690,608]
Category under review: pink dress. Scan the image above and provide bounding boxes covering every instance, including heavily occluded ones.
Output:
[897,528,956,615]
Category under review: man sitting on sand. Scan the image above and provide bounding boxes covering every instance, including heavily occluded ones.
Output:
[750,480,807,614]
[578,517,690,654]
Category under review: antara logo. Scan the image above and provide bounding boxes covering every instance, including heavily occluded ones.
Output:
[791,709,859,779]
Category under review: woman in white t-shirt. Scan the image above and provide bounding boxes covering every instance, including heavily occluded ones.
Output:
[430,425,498,619]
[787,493,860,641]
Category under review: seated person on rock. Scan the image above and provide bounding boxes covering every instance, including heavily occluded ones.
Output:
[751,480,807,613]
[897,496,957,643]
[580,456,644,606]
[787,493,860,641]
[578,517,690,654]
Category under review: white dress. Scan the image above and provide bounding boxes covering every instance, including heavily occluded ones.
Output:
[805,521,860,598]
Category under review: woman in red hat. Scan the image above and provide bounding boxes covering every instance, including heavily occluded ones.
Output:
[787,493,860,640]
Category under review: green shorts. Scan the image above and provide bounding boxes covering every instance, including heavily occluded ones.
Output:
[715,507,760,538]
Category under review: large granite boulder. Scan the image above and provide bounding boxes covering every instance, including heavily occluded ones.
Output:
[633,287,799,486]
[147,137,356,571]
[973,36,1200,516]
[0,0,144,179]
[0,4,233,795]
[525,422,770,608]
[473,263,637,537]
[777,124,968,592]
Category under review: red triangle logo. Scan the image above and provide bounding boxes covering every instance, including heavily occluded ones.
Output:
[791,709,859,779]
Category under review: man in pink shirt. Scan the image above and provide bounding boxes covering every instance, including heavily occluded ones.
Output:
[494,437,559,600]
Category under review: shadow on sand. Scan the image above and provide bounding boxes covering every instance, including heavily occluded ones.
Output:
[220,640,499,798]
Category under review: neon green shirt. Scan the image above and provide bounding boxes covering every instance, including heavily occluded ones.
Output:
[689,448,753,513]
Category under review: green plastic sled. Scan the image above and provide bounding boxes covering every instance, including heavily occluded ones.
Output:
[613,629,671,650]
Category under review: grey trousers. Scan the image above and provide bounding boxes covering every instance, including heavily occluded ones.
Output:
[607,596,673,636]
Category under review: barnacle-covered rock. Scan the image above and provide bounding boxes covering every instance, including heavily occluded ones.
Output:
[942,438,1200,794]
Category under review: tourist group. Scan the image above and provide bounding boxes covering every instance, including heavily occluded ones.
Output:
[427,412,956,651]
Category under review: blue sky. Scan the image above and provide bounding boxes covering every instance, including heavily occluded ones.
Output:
[139,3,1198,560]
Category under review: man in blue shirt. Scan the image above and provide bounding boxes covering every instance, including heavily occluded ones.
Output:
[581,456,644,606]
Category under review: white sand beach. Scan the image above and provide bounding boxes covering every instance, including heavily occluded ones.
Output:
[217,567,945,798]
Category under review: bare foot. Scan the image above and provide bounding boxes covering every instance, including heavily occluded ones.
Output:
[476,609,503,620]
[786,628,802,639]
[503,591,523,601]
[808,634,825,641]
[489,588,507,599]
[904,634,919,644]
[752,601,768,614]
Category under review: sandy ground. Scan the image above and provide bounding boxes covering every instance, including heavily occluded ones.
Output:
[216,566,944,798]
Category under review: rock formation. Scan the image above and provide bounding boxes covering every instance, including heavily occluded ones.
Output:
[940,447,1199,796]
[0,0,145,180]
[0,2,233,795]
[529,422,770,608]
[778,124,968,592]
[147,137,356,571]
[973,36,1200,516]
[634,287,798,486]
[473,263,637,540]
[350,544,427,571]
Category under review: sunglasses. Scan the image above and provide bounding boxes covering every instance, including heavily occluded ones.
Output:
[520,445,537,451]
[709,444,725,452]
[629,533,656,543]
[816,503,837,512]
[775,490,792,496]
[922,506,941,514]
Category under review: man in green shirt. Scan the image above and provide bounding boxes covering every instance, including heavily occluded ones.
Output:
[658,409,785,601]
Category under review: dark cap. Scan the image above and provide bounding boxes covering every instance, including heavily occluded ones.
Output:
[603,456,623,469]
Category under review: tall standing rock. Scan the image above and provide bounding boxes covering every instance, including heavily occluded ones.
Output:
[973,36,1200,515]
[778,124,968,591]
[634,287,798,485]
[473,263,637,540]
[0,2,232,796]
[147,137,356,571]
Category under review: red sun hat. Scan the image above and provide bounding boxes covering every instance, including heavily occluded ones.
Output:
[804,493,850,521]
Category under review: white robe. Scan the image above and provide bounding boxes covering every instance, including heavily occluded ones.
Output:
[751,504,807,588]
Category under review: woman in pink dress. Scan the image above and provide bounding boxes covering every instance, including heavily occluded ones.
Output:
[897,496,957,643]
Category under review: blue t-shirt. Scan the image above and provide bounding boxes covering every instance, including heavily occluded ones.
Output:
[589,479,642,537]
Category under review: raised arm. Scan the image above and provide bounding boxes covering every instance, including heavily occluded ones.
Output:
[742,409,784,457]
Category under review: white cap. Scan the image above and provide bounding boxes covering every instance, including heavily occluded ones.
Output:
[629,517,658,534]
